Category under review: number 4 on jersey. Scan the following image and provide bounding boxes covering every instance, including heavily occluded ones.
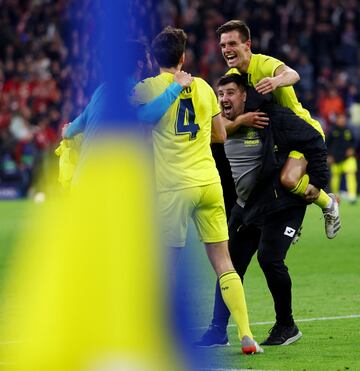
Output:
[175,98,200,140]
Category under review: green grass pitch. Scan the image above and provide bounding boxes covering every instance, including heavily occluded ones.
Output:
[0,199,359,370]
[179,199,360,371]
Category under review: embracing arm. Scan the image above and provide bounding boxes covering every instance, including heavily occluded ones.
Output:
[211,114,227,143]
[137,71,193,125]
[273,64,300,87]
[223,111,269,136]
[255,64,300,94]
[137,82,182,124]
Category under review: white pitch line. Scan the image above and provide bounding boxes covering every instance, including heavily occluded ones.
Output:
[194,313,360,330]
[1,314,359,347]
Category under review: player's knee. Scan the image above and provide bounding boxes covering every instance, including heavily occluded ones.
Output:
[257,250,270,269]
[206,242,234,276]
[257,251,279,270]
[280,171,300,191]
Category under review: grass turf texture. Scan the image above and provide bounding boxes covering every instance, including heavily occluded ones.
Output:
[0,201,32,295]
[182,200,360,371]
[0,199,359,370]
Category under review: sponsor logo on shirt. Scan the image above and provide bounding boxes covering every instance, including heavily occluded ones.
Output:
[284,226,296,238]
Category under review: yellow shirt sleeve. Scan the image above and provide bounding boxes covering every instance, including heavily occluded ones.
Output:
[261,56,284,77]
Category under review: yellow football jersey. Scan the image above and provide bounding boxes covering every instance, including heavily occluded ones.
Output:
[227,53,324,138]
[133,72,221,192]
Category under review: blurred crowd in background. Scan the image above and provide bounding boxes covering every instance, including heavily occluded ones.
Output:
[0,0,360,197]
[0,0,99,194]
[146,0,360,129]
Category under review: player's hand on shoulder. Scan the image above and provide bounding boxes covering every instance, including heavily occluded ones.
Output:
[255,77,279,94]
[174,71,194,88]
[240,110,269,129]
[304,184,320,203]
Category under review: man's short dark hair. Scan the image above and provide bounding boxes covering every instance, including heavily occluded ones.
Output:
[216,20,250,42]
[217,73,248,91]
[151,26,187,68]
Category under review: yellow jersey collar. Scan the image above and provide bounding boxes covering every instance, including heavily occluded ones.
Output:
[159,71,174,82]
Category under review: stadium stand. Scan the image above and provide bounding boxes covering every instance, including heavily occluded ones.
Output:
[0,0,359,197]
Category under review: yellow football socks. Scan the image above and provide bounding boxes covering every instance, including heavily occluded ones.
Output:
[219,270,253,339]
[290,173,309,195]
[314,189,332,209]
[290,174,331,209]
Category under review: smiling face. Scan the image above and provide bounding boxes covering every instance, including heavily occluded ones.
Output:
[219,30,251,69]
[218,82,246,120]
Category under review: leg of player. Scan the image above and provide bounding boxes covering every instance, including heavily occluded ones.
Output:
[330,162,342,197]
[280,153,341,239]
[195,207,261,348]
[169,246,182,266]
[343,156,358,204]
[205,241,263,355]
[258,206,305,346]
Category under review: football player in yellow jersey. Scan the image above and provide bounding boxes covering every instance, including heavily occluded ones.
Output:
[133,26,263,355]
[216,20,340,239]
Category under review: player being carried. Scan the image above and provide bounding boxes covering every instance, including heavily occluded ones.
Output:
[217,20,340,239]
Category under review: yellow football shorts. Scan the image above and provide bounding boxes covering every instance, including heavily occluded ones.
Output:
[158,182,229,247]
[331,156,358,175]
